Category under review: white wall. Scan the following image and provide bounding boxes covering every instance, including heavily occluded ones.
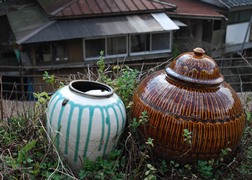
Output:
[226,22,250,45]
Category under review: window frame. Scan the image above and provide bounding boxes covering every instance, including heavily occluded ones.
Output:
[52,41,69,62]
[129,31,171,56]
[129,33,151,56]
[106,35,128,58]
[84,35,128,61]
[150,31,172,53]
[35,41,69,64]
[83,31,172,60]
[228,10,252,24]
[83,37,106,61]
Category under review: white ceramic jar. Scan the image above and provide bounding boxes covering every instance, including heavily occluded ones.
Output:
[46,80,126,171]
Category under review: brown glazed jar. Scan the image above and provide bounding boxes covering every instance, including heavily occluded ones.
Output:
[131,48,246,162]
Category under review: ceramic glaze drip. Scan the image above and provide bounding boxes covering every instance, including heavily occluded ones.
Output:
[46,81,126,171]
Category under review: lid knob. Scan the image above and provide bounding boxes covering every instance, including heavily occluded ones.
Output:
[193,47,205,57]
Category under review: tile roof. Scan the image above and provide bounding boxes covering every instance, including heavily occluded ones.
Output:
[0,0,33,16]
[37,0,176,18]
[219,0,252,8]
[37,0,77,15]
[19,13,179,44]
[162,0,225,19]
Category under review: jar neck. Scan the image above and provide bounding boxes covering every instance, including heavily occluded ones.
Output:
[69,80,113,98]
[165,67,223,90]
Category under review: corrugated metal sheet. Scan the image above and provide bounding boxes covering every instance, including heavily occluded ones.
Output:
[219,0,252,8]
[20,13,179,44]
[7,6,49,42]
[152,12,179,30]
[37,0,77,15]
[0,0,32,16]
[37,0,176,18]
[173,20,187,27]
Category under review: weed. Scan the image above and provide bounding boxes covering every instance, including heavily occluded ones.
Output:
[78,150,125,180]
[144,163,157,180]
[183,128,192,145]
[97,51,139,108]
[129,110,149,133]
[197,160,213,179]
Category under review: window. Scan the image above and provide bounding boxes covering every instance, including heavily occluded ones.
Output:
[130,34,150,54]
[35,41,68,63]
[85,38,105,58]
[35,43,51,63]
[84,32,171,60]
[130,32,171,55]
[213,20,222,31]
[152,33,170,51]
[228,10,252,24]
[107,36,127,55]
[52,41,68,61]
[84,36,127,60]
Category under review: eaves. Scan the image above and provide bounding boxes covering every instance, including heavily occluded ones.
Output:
[166,13,227,20]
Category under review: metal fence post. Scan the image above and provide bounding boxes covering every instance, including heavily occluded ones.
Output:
[0,76,3,120]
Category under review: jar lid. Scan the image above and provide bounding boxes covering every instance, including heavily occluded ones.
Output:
[165,47,224,86]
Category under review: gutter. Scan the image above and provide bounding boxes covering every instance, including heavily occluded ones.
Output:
[166,13,226,20]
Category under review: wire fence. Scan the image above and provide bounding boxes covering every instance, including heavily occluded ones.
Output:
[0,56,252,101]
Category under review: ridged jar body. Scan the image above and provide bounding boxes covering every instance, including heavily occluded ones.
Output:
[46,81,126,170]
[131,48,246,162]
[132,70,245,161]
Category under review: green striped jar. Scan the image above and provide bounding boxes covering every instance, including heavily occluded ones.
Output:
[46,80,126,171]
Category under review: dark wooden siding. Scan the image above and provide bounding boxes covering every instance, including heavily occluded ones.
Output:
[67,39,83,63]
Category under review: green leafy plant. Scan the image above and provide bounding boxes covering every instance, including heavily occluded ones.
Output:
[78,149,125,179]
[43,71,55,85]
[183,129,192,145]
[33,91,50,107]
[144,163,157,180]
[197,160,213,179]
[97,51,139,108]
[17,140,37,165]
[129,111,149,133]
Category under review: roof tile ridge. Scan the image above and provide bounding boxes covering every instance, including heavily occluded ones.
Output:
[51,0,79,16]
[85,0,94,14]
[93,0,103,13]
[139,0,148,9]
[150,0,176,8]
[130,0,140,10]
[120,0,130,11]
[110,0,121,12]
[218,0,231,9]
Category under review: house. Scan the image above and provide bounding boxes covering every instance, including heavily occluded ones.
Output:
[9,0,180,65]
[201,0,252,57]
[0,0,227,98]
[1,0,227,66]
[163,0,226,57]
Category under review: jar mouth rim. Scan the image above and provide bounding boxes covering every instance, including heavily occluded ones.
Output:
[165,67,224,86]
[69,80,113,97]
